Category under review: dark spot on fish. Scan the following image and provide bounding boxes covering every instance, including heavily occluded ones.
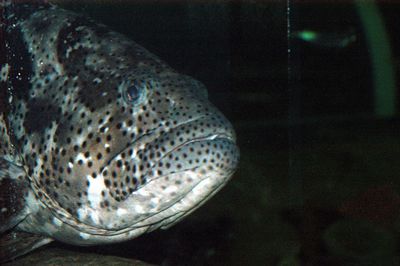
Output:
[56,19,119,110]
[30,14,52,34]
[5,27,33,102]
[56,16,107,66]
[24,100,61,134]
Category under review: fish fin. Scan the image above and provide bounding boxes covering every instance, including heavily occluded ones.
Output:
[0,230,53,263]
[0,157,29,233]
[0,158,52,263]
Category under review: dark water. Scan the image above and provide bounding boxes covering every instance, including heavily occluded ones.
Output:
[7,1,400,265]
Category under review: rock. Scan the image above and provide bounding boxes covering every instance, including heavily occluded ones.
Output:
[323,218,396,261]
[4,247,154,266]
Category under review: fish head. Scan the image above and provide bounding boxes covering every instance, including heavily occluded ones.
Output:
[84,69,240,231]
[56,27,238,232]
[63,70,239,232]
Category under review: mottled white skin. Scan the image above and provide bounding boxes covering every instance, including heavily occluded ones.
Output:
[18,167,232,245]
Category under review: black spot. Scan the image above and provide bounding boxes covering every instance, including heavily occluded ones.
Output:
[5,27,34,102]
[30,14,52,34]
[56,17,118,110]
[56,16,105,65]
[24,100,61,134]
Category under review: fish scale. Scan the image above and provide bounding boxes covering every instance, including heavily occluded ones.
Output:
[0,0,239,262]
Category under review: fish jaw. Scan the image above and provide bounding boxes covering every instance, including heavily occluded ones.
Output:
[73,113,239,232]
[121,136,239,231]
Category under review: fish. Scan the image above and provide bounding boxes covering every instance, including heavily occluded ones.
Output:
[0,0,239,261]
[291,28,357,49]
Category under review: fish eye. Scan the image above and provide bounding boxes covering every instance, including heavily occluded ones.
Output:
[123,80,143,104]
[121,77,156,106]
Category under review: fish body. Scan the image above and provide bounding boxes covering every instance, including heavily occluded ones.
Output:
[0,1,239,261]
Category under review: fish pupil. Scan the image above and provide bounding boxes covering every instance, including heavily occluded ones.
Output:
[126,84,140,103]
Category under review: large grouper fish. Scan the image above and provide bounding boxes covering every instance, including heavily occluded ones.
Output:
[0,0,239,261]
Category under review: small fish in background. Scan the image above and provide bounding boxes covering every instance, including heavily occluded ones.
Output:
[291,28,357,49]
[0,0,239,262]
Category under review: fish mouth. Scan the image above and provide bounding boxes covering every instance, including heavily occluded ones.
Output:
[102,115,237,180]
[119,127,239,227]
[100,116,237,221]
[146,119,238,182]
[106,151,235,230]
[94,114,238,231]
[165,132,235,156]
[133,165,234,231]
[58,117,239,242]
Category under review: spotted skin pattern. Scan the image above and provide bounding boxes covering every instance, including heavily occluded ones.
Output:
[0,1,239,253]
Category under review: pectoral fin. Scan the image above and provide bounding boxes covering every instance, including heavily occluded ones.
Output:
[0,157,52,263]
[0,157,29,233]
[0,230,53,263]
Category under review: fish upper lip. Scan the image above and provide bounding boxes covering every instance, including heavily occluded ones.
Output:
[181,132,235,145]
[134,116,236,151]
[153,132,235,171]
[132,130,236,182]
